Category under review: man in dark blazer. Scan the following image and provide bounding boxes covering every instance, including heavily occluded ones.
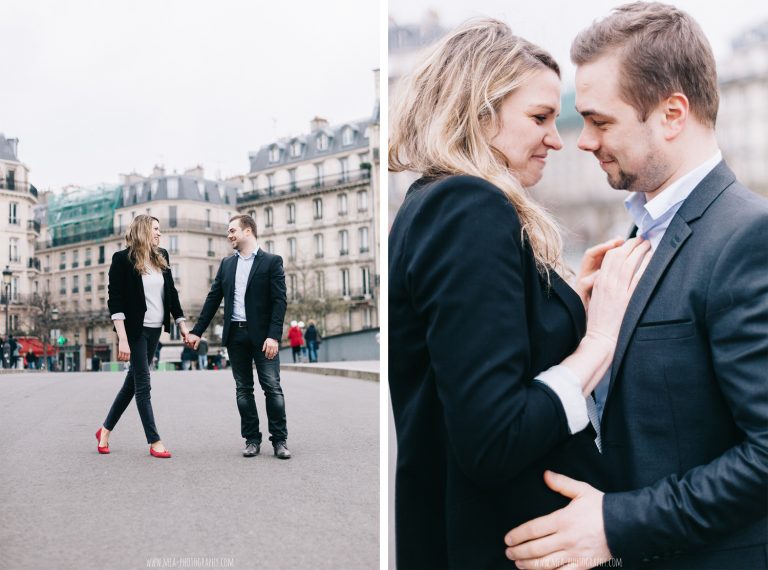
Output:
[186,214,290,459]
[505,4,767,568]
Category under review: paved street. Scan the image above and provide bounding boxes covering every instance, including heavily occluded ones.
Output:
[0,369,378,570]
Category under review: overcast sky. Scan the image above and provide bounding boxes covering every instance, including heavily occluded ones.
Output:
[0,0,379,191]
[389,0,768,86]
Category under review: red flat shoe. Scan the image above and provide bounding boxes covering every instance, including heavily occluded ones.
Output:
[149,446,171,458]
[95,428,110,454]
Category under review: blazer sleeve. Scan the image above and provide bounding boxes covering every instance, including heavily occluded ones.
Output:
[404,177,571,486]
[107,251,127,317]
[267,255,287,341]
[603,212,768,559]
[191,258,225,337]
[160,248,184,320]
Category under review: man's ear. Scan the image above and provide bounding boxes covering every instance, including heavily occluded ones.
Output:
[659,92,689,141]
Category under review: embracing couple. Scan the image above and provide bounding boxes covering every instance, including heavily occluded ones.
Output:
[389,2,767,569]
[95,213,291,461]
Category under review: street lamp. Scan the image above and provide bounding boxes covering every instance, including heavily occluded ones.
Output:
[2,266,12,338]
[47,307,59,372]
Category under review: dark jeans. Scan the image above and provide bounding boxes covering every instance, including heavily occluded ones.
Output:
[291,345,301,362]
[103,327,162,444]
[307,340,318,363]
[227,326,287,444]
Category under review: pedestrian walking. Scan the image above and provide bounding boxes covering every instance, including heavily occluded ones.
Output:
[304,321,320,363]
[95,215,188,459]
[197,337,209,370]
[288,321,303,363]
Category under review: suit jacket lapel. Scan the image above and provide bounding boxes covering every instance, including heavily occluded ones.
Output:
[224,255,238,300]
[549,271,586,341]
[245,249,266,291]
[605,160,735,404]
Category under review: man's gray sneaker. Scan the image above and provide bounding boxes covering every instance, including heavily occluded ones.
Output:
[273,441,291,459]
[243,442,260,457]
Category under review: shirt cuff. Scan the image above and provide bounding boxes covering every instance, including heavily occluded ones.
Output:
[175,317,186,324]
[534,365,589,434]
[111,313,126,321]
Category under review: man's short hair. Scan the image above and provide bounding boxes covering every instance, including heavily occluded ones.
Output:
[230,214,258,238]
[571,1,719,127]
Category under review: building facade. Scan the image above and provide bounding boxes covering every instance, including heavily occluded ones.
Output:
[239,76,380,337]
[0,134,41,338]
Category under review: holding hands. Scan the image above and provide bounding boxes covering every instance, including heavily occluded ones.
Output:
[185,333,201,350]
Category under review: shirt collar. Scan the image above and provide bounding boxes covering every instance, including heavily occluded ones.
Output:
[235,245,260,261]
[625,150,722,226]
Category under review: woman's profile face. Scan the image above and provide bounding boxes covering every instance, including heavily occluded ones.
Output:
[151,220,161,246]
[488,68,563,188]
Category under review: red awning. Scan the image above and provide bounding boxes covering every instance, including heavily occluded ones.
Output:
[15,337,59,357]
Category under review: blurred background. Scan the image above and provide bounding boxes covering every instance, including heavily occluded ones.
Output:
[388,0,768,267]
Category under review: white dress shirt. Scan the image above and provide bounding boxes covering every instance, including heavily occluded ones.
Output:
[232,246,260,322]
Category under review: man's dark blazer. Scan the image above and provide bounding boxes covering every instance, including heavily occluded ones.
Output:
[190,249,287,346]
[600,161,768,568]
[107,248,184,342]
[389,175,608,569]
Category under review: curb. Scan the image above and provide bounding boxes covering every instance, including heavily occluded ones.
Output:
[281,364,379,382]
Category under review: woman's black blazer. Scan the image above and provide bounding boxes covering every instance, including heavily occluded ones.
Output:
[107,248,184,342]
[389,175,608,569]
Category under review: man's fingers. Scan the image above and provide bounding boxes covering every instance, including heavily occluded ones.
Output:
[620,239,652,287]
[630,249,653,291]
[511,552,570,569]
[505,532,565,562]
[543,470,590,500]
[505,513,558,547]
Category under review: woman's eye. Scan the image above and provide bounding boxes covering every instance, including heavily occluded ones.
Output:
[534,115,546,124]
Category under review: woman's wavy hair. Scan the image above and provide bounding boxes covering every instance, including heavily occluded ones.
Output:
[125,214,168,274]
[389,18,566,277]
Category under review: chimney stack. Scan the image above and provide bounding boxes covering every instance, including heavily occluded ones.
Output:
[310,116,329,133]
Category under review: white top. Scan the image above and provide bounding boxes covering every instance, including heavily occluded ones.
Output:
[232,246,259,322]
[141,267,165,328]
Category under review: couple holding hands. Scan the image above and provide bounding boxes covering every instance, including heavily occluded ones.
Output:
[95,213,291,460]
[389,2,767,569]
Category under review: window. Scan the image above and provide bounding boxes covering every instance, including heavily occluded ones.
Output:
[207,238,214,256]
[10,277,18,301]
[341,268,350,297]
[358,190,368,212]
[269,146,280,163]
[169,205,177,227]
[85,273,92,292]
[339,230,349,256]
[359,227,369,252]
[150,179,158,199]
[362,267,371,295]
[289,168,297,190]
[265,207,273,228]
[339,157,349,182]
[59,252,66,270]
[85,248,92,266]
[289,274,298,302]
[313,198,323,220]
[265,240,275,254]
[6,169,16,190]
[167,177,179,199]
[288,238,297,261]
[287,203,296,224]
[172,264,180,285]
[363,307,372,328]
[168,235,178,253]
[267,174,275,192]
[9,238,19,262]
[290,140,302,158]
[60,277,66,295]
[314,233,324,258]
[117,214,124,234]
[45,255,50,272]
[316,133,329,151]
[8,202,18,224]
[341,126,353,146]
[170,322,180,341]
[98,245,105,264]
[315,271,325,298]
[338,193,348,216]
[315,163,324,186]
[72,275,79,293]
[72,250,79,268]
[205,209,211,229]
[99,272,105,291]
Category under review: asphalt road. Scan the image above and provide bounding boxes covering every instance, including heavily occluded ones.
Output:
[0,369,379,570]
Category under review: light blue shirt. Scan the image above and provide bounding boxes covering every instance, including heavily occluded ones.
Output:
[232,246,259,322]
[593,150,723,418]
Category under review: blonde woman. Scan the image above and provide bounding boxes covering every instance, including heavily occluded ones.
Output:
[388,19,651,568]
[96,215,188,458]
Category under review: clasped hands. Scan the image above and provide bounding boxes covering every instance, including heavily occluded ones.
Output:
[182,328,279,359]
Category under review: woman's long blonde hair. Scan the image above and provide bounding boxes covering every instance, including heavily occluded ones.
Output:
[125,214,168,274]
[389,18,565,277]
